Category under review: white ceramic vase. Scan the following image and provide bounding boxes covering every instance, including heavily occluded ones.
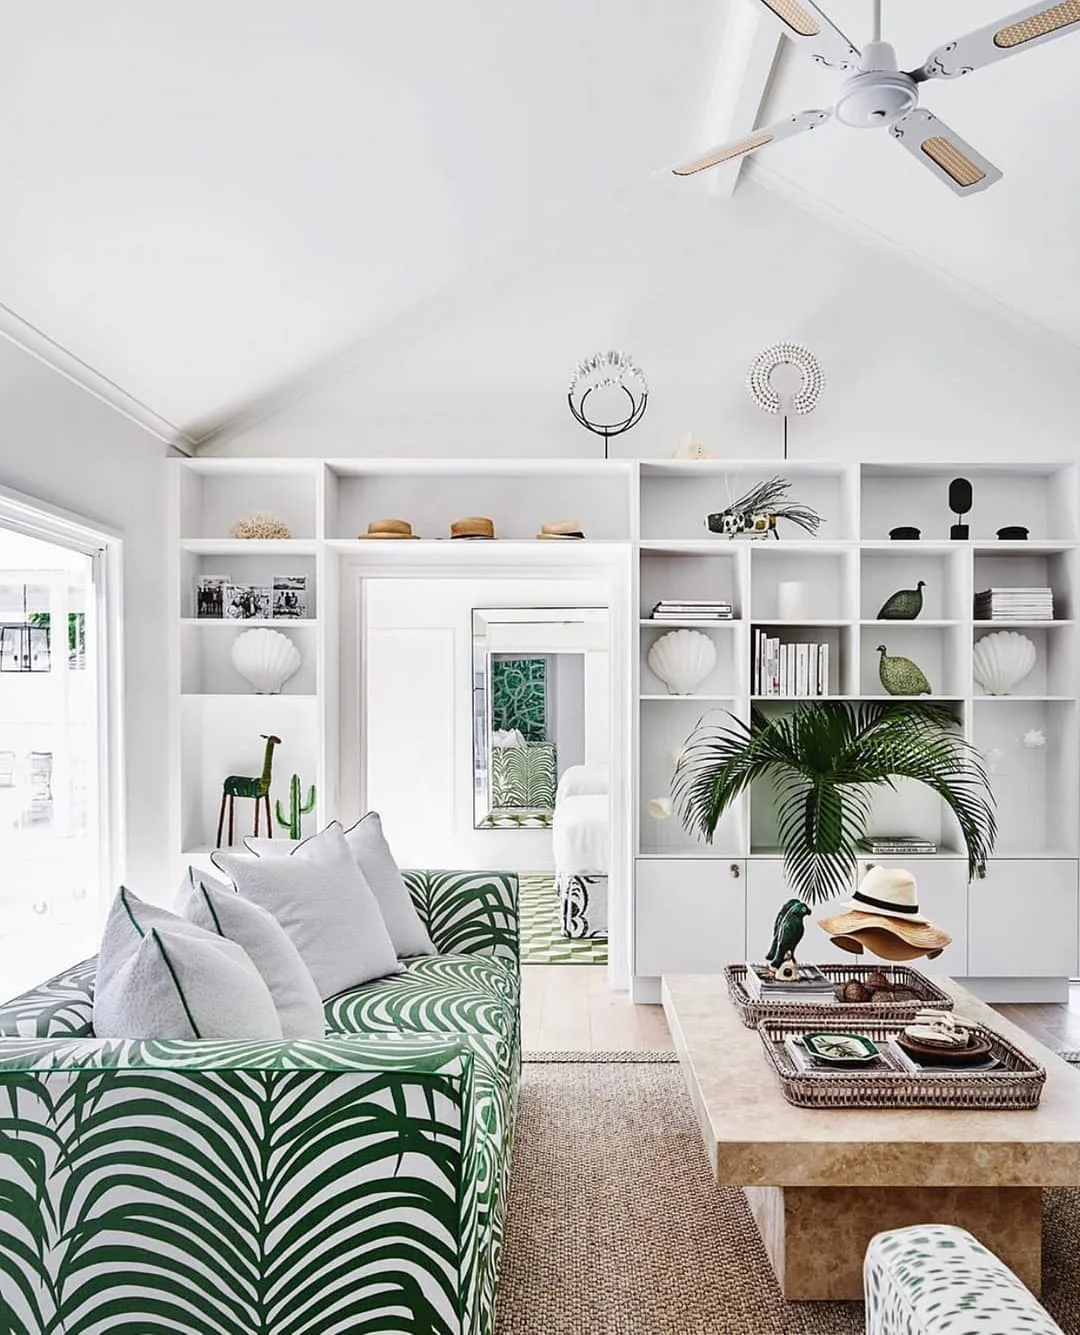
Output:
[972,630,1037,696]
[231,627,302,694]
[647,629,717,695]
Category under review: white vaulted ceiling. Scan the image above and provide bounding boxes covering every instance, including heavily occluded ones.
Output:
[0,1,1077,446]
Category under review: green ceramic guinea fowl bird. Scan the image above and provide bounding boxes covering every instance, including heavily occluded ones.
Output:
[765,898,812,968]
[877,645,932,696]
[877,580,925,621]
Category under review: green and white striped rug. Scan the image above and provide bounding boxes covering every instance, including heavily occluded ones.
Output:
[519,874,608,966]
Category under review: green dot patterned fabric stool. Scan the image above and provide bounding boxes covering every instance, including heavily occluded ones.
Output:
[864,1224,1063,1335]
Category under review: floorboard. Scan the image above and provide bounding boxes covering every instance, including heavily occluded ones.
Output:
[520,967,1080,1055]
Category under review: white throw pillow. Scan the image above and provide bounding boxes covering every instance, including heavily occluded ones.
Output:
[213,822,402,999]
[177,868,325,1039]
[94,887,283,1040]
[246,812,435,958]
[556,764,609,800]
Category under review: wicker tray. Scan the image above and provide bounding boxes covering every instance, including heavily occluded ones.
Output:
[724,963,954,1029]
[758,1017,1045,1110]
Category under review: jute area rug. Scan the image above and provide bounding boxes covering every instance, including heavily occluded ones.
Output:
[495,1052,1080,1335]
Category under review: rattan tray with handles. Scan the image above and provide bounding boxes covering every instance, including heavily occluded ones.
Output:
[724,963,954,1029]
[758,1017,1046,1110]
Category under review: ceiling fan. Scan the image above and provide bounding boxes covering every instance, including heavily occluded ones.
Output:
[673,0,1080,195]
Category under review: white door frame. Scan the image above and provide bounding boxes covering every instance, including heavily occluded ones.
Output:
[0,482,125,900]
[338,548,633,989]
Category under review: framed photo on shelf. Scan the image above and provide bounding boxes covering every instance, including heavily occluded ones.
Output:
[224,584,272,620]
[272,575,307,620]
[195,576,228,619]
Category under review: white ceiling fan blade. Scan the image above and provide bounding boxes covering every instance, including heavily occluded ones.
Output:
[910,1,1080,81]
[748,0,860,70]
[671,110,831,177]
[889,109,1003,196]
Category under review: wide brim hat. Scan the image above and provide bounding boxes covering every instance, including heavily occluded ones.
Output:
[450,516,496,539]
[360,518,419,539]
[825,865,928,924]
[824,925,948,962]
[537,520,585,540]
[818,865,950,959]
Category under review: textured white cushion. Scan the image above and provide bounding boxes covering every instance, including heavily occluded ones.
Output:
[246,812,435,958]
[213,822,402,999]
[177,868,325,1039]
[94,887,283,1040]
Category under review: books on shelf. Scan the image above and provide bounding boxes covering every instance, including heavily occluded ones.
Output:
[753,629,829,697]
[651,600,734,621]
[744,962,835,1001]
[974,587,1053,621]
[859,836,938,856]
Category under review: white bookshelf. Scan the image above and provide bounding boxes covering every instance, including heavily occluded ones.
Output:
[169,457,1080,1003]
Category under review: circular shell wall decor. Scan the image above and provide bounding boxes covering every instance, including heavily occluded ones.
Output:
[746,343,824,416]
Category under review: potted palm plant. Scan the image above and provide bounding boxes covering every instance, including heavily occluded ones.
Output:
[673,701,996,904]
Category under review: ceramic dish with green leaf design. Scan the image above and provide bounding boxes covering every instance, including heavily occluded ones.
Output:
[801,1031,880,1066]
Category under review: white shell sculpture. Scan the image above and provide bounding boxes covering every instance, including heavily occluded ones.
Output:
[972,631,1036,696]
[647,629,717,696]
[231,627,302,694]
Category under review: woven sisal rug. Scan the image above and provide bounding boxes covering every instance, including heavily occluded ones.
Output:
[495,1056,1080,1335]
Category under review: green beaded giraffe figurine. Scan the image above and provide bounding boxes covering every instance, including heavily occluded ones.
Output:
[217,734,281,847]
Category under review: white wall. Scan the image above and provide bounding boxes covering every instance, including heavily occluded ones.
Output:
[206,179,1080,464]
[0,337,169,899]
[363,577,609,871]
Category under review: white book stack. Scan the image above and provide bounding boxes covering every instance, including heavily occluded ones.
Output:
[974,587,1054,621]
[753,630,829,698]
[651,599,734,621]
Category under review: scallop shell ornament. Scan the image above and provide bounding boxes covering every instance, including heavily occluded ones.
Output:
[646,629,717,695]
[972,631,1036,696]
[231,628,302,694]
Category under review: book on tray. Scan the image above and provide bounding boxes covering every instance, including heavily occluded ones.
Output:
[744,962,835,1000]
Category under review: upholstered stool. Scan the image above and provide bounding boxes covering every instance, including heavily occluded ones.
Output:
[864,1225,1062,1335]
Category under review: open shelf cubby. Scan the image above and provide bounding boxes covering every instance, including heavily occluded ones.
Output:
[640,621,739,698]
[860,623,969,698]
[177,460,319,541]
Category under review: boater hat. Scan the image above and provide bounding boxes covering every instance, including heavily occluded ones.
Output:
[450,516,496,539]
[537,520,586,540]
[359,518,419,539]
[818,866,952,961]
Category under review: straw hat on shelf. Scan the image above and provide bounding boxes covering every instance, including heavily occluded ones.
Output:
[450,516,496,539]
[359,519,419,540]
[817,865,952,962]
[537,520,586,540]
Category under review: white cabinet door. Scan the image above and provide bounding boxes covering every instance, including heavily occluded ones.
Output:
[968,859,1078,978]
[745,860,858,966]
[853,857,969,979]
[634,858,745,976]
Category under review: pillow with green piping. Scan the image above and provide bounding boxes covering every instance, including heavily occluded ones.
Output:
[93,886,282,1040]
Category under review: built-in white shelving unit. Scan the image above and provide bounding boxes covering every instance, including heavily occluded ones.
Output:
[171,457,1080,1004]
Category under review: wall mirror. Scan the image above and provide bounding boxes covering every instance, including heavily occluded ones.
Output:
[472,607,608,829]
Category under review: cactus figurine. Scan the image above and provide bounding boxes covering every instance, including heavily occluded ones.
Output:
[276,773,316,839]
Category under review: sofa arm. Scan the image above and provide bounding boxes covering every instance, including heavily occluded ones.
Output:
[0,1032,494,1334]
[403,869,519,963]
[864,1225,1063,1335]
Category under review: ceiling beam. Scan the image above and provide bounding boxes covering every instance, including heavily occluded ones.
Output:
[694,0,784,199]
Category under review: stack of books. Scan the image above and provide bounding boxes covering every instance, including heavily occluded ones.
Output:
[650,600,734,621]
[743,962,835,1002]
[974,587,1054,621]
[859,836,938,856]
[753,630,829,697]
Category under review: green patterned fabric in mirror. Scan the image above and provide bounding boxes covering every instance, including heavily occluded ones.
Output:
[492,658,547,739]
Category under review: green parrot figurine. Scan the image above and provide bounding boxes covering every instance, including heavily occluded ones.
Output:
[877,644,932,696]
[877,580,925,621]
[765,898,812,968]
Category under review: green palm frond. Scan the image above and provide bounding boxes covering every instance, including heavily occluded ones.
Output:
[673,701,996,904]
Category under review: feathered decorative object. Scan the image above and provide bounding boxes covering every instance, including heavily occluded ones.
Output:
[706,476,822,540]
[230,513,292,540]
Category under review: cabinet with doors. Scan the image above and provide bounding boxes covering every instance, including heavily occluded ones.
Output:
[967,859,1078,980]
[634,858,745,977]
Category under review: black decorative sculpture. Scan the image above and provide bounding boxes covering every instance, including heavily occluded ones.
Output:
[949,477,972,541]
[567,351,647,460]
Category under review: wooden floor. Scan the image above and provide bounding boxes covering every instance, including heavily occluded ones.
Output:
[522,965,1080,1054]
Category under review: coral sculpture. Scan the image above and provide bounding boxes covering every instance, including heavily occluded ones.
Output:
[276,773,316,839]
[230,512,292,540]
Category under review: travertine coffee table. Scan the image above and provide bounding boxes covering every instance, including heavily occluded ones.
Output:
[662,973,1080,1301]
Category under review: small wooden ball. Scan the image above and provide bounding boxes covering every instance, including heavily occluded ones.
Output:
[870,989,900,1003]
[865,971,890,991]
[842,981,871,1003]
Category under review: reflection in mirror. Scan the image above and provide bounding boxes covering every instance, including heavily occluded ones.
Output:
[472,608,608,830]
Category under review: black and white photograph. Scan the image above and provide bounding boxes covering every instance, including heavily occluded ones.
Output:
[224,583,272,620]
[272,574,307,620]
[195,576,227,619]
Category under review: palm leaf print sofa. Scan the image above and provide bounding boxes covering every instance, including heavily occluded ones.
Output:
[0,868,519,1335]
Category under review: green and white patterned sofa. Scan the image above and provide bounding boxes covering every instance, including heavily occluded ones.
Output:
[865,1224,1064,1334]
[0,868,519,1335]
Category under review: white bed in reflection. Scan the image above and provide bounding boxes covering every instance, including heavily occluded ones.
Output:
[552,764,609,940]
